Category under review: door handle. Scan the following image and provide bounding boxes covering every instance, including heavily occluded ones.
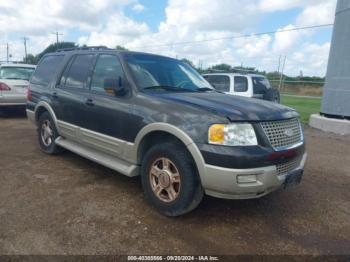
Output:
[85,98,94,106]
[52,92,58,99]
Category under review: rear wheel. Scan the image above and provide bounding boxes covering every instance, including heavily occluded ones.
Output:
[141,142,204,216]
[37,111,63,154]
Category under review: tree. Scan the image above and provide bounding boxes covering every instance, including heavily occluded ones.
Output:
[36,42,77,61]
[23,54,37,65]
[116,45,128,51]
[209,63,232,72]
[180,58,195,68]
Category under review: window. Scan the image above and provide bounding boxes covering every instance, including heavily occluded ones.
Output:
[205,75,230,92]
[90,55,124,94]
[234,76,248,92]
[0,67,35,81]
[253,77,270,94]
[124,54,212,91]
[31,55,64,85]
[64,54,95,88]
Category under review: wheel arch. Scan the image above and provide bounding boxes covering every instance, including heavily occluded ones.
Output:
[132,123,206,181]
[34,102,59,131]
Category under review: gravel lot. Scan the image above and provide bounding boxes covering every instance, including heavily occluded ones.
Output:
[0,109,350,255]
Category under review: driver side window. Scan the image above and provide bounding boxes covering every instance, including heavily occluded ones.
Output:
[90,54,124,95]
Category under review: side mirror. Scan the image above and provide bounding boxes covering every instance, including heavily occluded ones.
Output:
[103,77,126,96]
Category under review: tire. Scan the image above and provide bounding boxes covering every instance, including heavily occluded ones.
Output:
[141,142,204,216]
[37,111,63,154]
[263,88,280,103]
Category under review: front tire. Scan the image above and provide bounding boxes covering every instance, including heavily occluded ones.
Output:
[37,111,63,154]
[141,142,204,216]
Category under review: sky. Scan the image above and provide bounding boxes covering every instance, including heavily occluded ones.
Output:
[0,0,337,76]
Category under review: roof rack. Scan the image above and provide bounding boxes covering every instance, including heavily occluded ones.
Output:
[56,46,111,52]
[205,68,258,74]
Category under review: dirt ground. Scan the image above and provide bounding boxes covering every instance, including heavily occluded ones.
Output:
[0,109,349,256]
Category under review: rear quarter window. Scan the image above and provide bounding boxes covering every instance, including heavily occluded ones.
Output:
[31,55,65,85]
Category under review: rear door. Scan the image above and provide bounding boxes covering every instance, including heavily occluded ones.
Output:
[53,54,96,128]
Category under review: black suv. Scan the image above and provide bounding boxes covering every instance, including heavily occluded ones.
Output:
[26,47,307,216]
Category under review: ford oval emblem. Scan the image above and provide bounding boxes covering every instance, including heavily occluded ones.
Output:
[284,129,294,137]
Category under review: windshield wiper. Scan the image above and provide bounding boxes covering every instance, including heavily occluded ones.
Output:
[197,87,214,92]
[142,85,194,92]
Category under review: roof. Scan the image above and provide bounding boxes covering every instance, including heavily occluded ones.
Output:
[0,63,36,68]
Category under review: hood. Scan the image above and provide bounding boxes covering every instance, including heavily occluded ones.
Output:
[153,92,298,121]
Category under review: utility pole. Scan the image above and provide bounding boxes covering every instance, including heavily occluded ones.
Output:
[6,43,9,63]
[277,54,282,74]
[278,55,287,91]
[23,37,29,63]
[52,31,63,49]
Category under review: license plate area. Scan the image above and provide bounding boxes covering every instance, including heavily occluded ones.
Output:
[284,169,303,189]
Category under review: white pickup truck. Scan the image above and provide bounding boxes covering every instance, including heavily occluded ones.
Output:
[203,73,280,103]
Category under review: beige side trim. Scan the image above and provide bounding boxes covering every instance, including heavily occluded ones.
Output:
[131,123,206,181]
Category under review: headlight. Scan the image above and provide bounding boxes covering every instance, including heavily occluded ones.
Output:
[208,123,258,146]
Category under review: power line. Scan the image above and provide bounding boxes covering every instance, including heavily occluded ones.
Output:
[135,23,333,49]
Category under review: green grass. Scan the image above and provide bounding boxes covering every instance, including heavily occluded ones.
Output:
[281,95,321,124]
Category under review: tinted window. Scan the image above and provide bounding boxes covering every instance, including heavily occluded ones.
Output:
[90,55,124,94]
[31,55,64,85]
[205,75,230,92]
[253,77,270,94]
[65,54,95,88]
[234,76,248,92]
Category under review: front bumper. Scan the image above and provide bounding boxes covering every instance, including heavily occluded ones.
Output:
[201,153,307,199]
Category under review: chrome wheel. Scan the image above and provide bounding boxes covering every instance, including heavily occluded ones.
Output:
[149,157,181,203]
[41,120,54,147]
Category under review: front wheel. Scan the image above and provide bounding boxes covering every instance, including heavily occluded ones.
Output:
[141,142,204,216]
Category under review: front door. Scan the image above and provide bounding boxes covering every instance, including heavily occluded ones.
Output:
[80,54,132,158]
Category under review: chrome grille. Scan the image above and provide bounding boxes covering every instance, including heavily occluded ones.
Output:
[260,118,302,150]
[276,157,302,176]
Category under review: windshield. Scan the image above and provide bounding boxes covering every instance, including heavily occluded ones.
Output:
[124,54,212,91]
[0,67,35,80]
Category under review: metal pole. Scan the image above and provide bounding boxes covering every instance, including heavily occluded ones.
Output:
[278,55,286,91]
[277,55,281,73]
[23,37,28,63]
[6,43,9,63]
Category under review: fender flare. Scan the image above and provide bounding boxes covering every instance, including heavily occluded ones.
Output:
[131,123,206,180]
[34,101,60,132]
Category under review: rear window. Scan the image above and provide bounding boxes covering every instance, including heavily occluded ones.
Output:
[253,77,271,94]
[31,55,64,85]
[0,67,35,81]
[204,75,230,92]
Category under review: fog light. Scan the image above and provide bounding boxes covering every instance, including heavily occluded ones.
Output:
[237,174,257,184]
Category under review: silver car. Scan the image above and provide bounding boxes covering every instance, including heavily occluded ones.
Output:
[0,63,36,107]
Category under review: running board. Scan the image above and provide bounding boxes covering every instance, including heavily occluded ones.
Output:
[55,137,139,177]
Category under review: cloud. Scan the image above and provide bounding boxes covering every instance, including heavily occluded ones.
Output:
[132,3,145,13]
[0,0,336,76]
